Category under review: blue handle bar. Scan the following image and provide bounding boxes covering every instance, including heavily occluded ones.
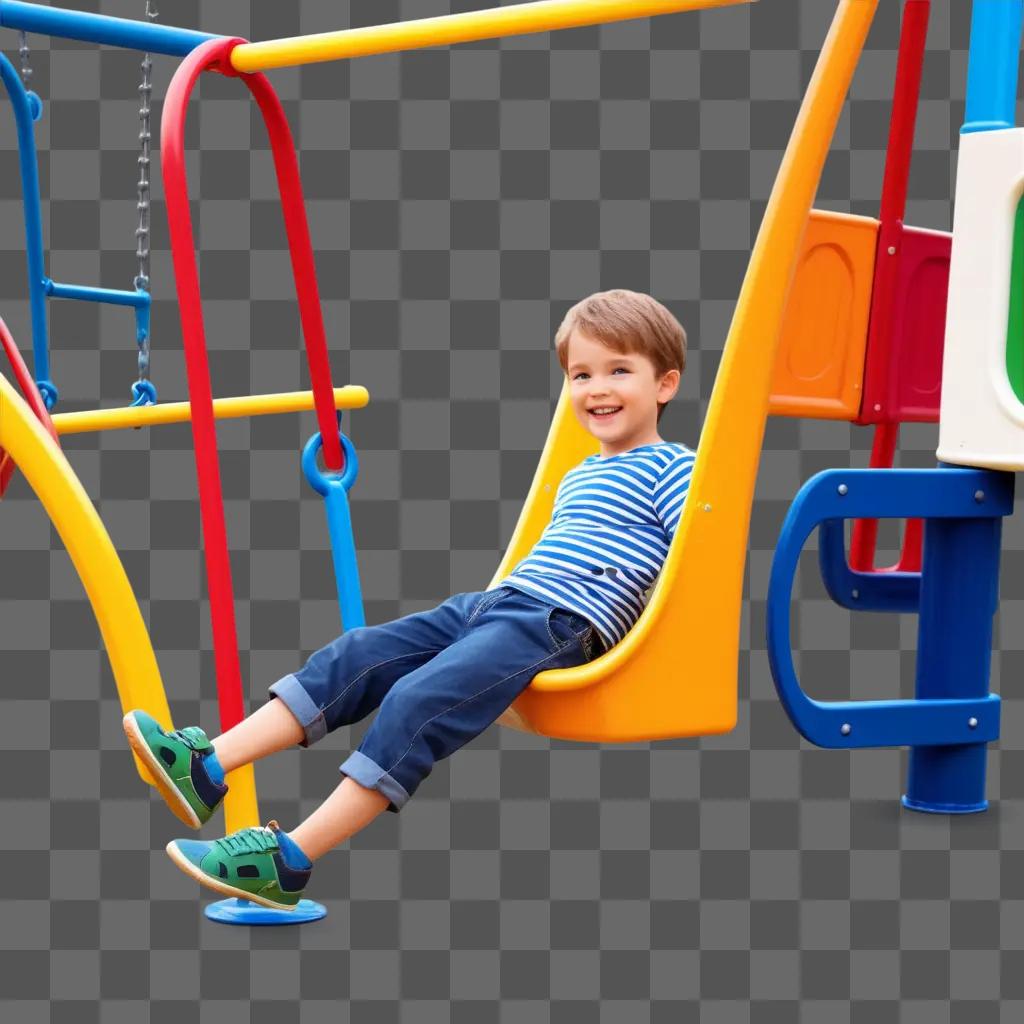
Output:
[817,518,921,613]
[767,467,1010,750]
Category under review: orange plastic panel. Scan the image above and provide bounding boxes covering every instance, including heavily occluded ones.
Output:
[769,209,879,420]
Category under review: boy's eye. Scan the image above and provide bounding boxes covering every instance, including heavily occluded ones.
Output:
[571,368,630,380]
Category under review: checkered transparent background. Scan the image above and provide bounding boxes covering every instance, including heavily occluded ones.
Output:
[3,1,1023,1021]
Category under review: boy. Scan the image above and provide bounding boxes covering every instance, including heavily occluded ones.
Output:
[123,289,695,910]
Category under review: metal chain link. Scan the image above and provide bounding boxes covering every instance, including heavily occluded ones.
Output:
[133,0,159,387]
[17,30,32,89]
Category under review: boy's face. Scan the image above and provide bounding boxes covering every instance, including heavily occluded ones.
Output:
[565,329,680,458]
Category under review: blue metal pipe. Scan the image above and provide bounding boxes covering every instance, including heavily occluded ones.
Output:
[302,429,367,633]
[903,505,1005,813]
[45,280,150,309]
[0,1,218,56]
[46,282,153,354]
[963,0,1023,133]
[0,51,54,407]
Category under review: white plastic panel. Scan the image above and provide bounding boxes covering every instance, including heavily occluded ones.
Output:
[937,127,1024,471]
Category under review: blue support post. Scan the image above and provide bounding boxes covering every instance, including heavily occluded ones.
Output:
[0,1,217,55]
[903,511,1003,813]
[766,467,1012,814]
[962,0,1023,133]
[0,52,55,407]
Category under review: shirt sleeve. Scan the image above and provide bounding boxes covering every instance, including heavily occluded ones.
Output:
[652,449,695,542]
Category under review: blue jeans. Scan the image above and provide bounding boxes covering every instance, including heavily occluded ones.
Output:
[268,586,600,812]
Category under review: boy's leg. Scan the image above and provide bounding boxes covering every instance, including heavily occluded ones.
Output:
[129,591,486,826]
[289,776,390,860]
[335,589,596,814]
[161,591,596,903]
[164,778,390,909]
[211,696,304,774]
[262,589,482,751]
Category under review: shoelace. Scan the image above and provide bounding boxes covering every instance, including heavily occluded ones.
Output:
[168,725,210,751]
[214,825,279,859]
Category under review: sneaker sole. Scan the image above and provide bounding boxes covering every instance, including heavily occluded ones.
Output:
[165,841,298,912]
[123,712,203,830]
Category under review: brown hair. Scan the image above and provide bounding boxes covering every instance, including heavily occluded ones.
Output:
[554,290,686,422]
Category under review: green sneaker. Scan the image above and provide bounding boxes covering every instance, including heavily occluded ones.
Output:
[122,709,228,829]
[166,822,312,911]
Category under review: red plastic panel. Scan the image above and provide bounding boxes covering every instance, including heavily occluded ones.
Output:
[859,223,951,424]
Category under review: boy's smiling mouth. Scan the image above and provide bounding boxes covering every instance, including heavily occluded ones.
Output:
[589,406,622,419]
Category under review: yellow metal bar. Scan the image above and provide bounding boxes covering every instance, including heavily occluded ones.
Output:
[231,0,752,73]
[51,386,369,436]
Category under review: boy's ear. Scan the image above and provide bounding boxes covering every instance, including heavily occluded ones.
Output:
[658,369,681,403]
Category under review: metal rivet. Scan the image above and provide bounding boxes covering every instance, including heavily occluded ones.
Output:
[968,717,978,729]
[851,589,859,600]
[873,403,882,412]
[838,484,848,496]
[703,503,712,512]
[840,723,851,736]
[887,245,896,255]
[974,490,985,502]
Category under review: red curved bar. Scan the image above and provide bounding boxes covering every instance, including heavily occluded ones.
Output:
[162,36,343,736]
[1,315,59,496]
[851,0,930,574]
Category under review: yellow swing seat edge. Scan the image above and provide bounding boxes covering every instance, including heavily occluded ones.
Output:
[494,0,880,743]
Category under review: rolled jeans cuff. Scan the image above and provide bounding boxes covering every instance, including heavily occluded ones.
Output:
[268,674,326,748]
[339,750,410,814]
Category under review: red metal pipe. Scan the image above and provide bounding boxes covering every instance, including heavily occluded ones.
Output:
[879,0,930,226]
[161,36,343,736]
[850,421,898,570]
[849,421,922,572]
[852,1,930,571]
[0,315,59,496]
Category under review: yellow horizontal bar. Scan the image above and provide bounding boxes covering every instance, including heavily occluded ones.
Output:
[51,386,369,436]
[231,0,752,73]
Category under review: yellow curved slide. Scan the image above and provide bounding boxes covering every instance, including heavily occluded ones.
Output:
[0,371,170,782]
[494,0,879,742]
[0,372,260,826]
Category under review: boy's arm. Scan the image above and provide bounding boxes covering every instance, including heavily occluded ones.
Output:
[652,451,696,542]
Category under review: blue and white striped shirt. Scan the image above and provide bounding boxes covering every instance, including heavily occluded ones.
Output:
[496,441,695,652]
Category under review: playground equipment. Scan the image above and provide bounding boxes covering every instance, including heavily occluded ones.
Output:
[0,10,159,414]
[0,0,1018,923]
[770,0,949,575]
